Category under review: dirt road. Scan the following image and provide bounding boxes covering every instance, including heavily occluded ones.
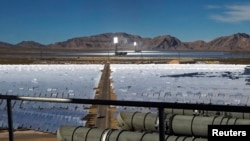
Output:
[95,63,111,128]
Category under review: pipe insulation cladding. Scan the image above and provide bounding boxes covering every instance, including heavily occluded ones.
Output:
[57,126,207,141]
[117,112,159,131]
[117,112,250,137]
[164,108,250,119]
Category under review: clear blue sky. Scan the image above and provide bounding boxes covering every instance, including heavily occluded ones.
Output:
[1,0,250,44]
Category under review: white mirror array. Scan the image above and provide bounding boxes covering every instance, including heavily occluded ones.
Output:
[1,64,250,133]
[111,64,250,114]
[0,64,103,133]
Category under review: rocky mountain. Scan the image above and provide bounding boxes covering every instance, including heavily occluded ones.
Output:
[47,32,144,50]
[0,41,15,48]
[1,32,250,51]
[151,35,188,50]
[16,41,46,48]
[47,33,193,51]
[184,40,206,50]
[206,33,250,51]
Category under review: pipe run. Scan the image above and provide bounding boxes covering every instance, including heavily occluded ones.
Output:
[57,126,207,141]
[164,108,250,119]
[117,112,250,137]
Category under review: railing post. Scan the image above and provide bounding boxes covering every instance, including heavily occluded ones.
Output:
[7,99,14,141]
[158,107,165,141]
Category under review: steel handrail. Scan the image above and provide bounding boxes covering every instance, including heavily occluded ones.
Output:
[1,94,250,141]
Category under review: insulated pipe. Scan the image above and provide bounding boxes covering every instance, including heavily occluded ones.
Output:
[164,108,250,119]
[171,115,250,137]
[117,112,250,137]
[228,112,250,119]
[164,108,195,115]
[117,111,158,131]
[57,126,207,141]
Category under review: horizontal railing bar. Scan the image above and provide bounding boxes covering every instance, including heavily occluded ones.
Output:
[0,94,250,113]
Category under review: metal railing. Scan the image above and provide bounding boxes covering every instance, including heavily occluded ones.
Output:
[1,94,250,141]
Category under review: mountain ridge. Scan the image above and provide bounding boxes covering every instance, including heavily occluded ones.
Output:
[1,32,250,51]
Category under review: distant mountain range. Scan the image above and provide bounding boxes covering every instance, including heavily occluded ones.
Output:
[1,32,250,51]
